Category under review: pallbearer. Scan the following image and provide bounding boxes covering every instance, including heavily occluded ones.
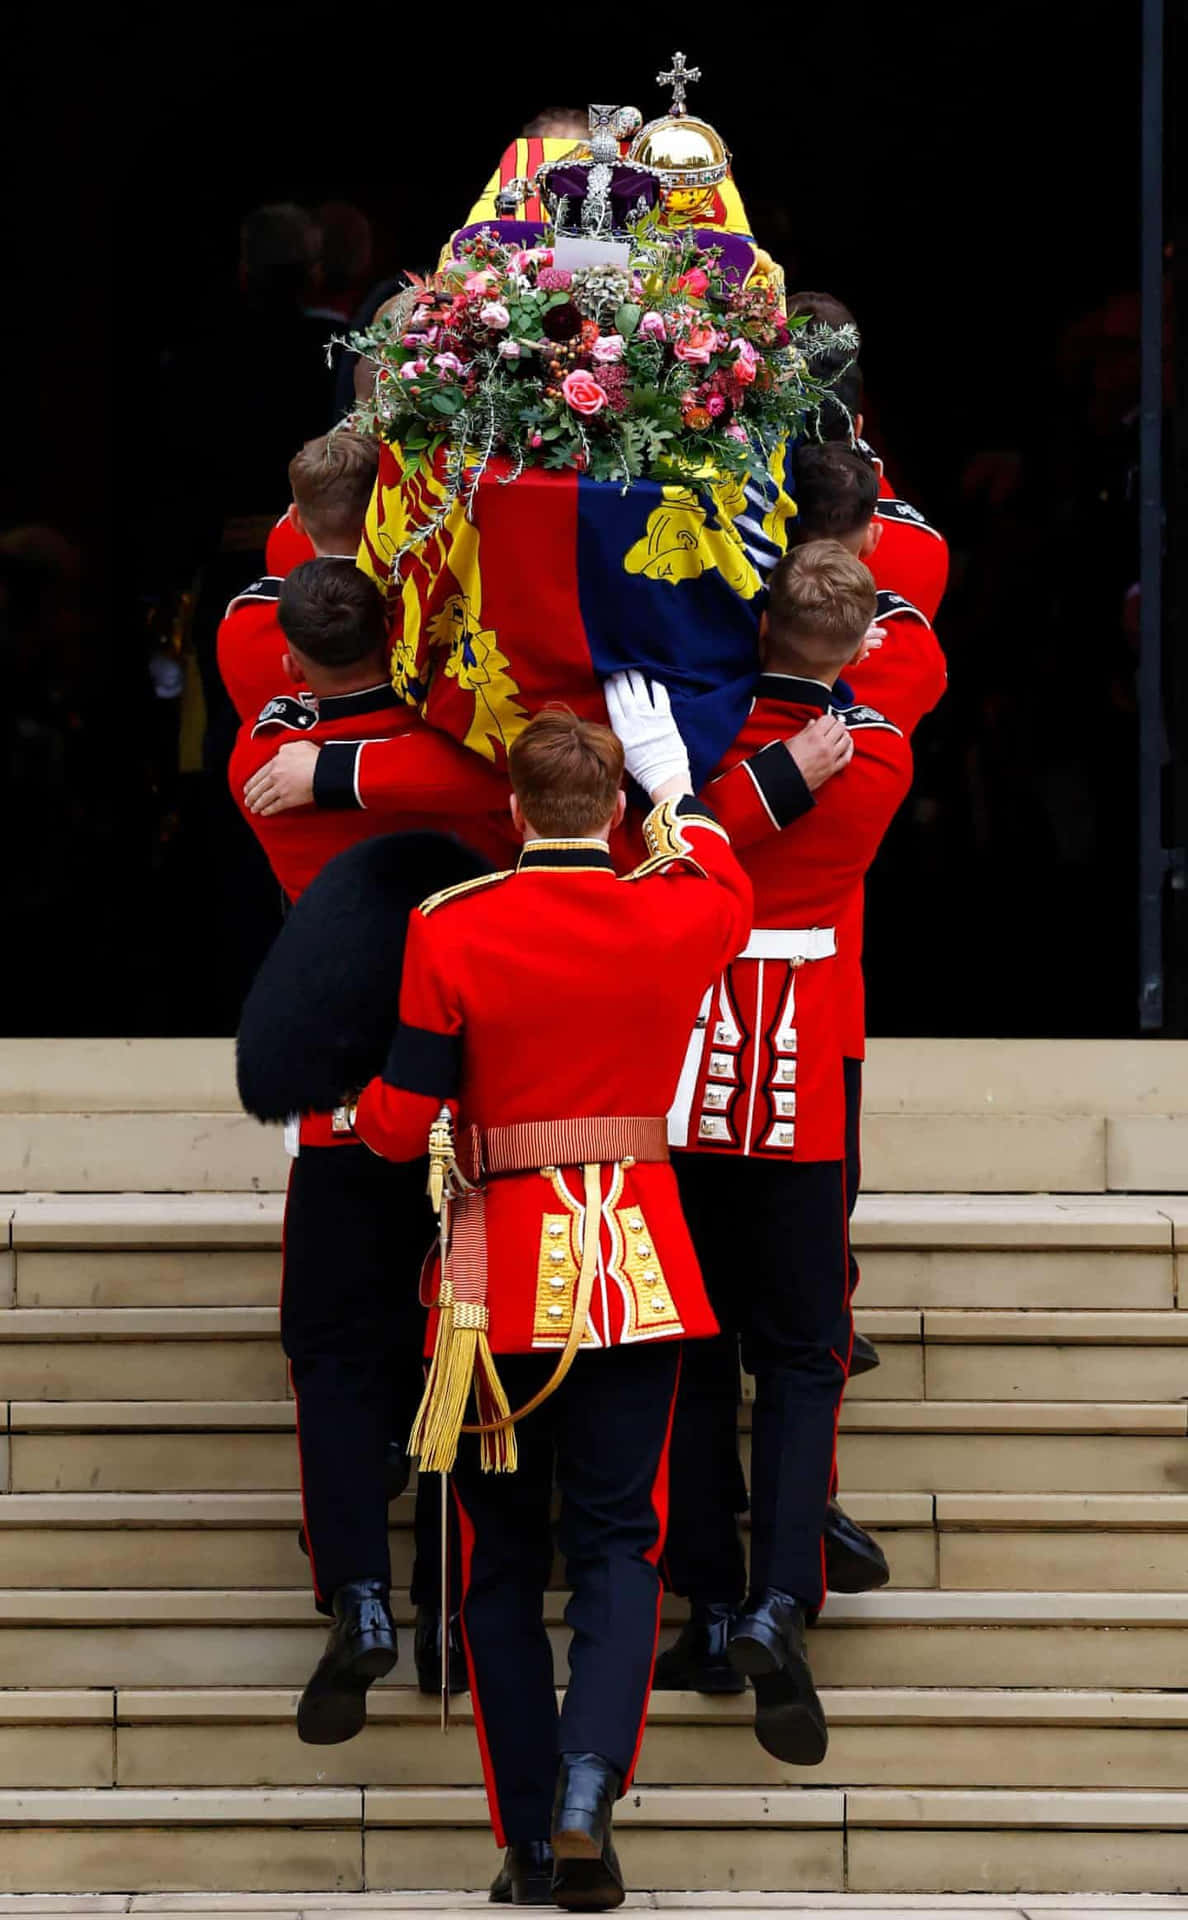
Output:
[352,710,751,1911]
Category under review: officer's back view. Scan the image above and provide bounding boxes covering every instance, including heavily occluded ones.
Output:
[352,709,753,1909]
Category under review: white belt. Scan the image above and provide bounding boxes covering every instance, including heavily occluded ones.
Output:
[738,926,836,962]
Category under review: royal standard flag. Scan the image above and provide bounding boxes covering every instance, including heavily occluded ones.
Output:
[359,444,796,790]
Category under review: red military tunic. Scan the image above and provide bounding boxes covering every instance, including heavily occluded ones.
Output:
[827,590,948,1059]
[228,684,514,902]
[869,497,950,623]
[352,802,754,1353]
[217,577,305,725]
[265,512,315,577]
[684,675,913,1158]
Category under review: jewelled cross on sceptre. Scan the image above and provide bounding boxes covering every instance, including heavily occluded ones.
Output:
[658,51,701,118]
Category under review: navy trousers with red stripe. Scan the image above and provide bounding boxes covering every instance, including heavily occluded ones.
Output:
[664,1154,851,1614]
[281,1144,445,1612]
[452,1342,680,1848]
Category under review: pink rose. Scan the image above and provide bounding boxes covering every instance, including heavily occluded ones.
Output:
[638,311,666,342]
[592,332,625,363]
[675,267,710,298]
[480,300,511,330]
[731,338,759,385]
[530,432,544,447]
[706,394,727,418]
[402,326,439,348]
[433,352,465,377]
[673,325,717,365]
[725,423,748,442]
[562,369,608,417]
[498,339,522,360]
[399,359,429,381]
[464,270,498,293]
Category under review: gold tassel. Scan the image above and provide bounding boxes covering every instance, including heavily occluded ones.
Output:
[474,1332,517,1473]
[409,1292,516,1475]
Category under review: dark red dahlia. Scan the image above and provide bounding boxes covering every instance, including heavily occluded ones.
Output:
[542,302,582,342]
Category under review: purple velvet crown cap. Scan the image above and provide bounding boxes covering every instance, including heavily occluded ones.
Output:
[540,159,661,228]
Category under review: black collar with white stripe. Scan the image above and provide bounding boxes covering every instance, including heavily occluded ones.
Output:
[516,840,615,873]
[755,673,835,713]
[315,683,403,722]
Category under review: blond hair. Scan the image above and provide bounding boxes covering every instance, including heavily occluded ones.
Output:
[765,538,877,673]
[508,709,625,838]
[288,431,380,549]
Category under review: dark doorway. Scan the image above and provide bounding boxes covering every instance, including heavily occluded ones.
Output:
[5,7,1174,1036]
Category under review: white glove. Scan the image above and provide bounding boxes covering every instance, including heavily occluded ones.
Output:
[603,669,692,799]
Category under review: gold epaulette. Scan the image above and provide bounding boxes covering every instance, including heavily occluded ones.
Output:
[640,798,726,861]
[419,870,514,918]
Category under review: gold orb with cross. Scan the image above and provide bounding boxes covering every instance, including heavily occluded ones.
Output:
[628,50,731,227]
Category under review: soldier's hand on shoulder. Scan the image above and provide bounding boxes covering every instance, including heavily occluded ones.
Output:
[787,714,853,792]
[854,621,886,666]
[243,741,321,816]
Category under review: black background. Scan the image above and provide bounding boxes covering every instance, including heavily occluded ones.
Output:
[5,5,1162,1036]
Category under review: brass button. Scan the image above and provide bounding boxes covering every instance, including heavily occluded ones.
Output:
[548,1223,564,1239]
[642,1268,657,1283]
[549,1248,566,1264]
[628,1216,644,1233]
[636,1242,652,1258]
[650,1297,666,1313]
[549,1276,565,1292]
[547,1305,564,1320]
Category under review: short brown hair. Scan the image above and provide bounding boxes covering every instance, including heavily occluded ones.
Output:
[792,444,878,543]
[508,709,625,838]
[288,431,380,549]
[278,559,388,671]
[765,540,877,674]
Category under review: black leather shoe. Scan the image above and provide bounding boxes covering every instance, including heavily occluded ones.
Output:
[728,1589,829,1765]
[551,1751,625,1911]
[652,1603,745,1693]
[824,1500,890,1593]
[850,1330,881,1375]
[414,1603,469,1695]
[296,1578,397,1745]
[298,1440,412,1559]
[489,1840,556,1905]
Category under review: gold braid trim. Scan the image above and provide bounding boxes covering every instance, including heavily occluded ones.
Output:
[640,799,722,862]
[419,870,513,918]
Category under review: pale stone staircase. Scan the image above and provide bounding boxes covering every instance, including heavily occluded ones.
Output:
[0,1039,1186,1897]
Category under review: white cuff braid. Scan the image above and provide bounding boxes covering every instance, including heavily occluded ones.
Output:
[603,670,692,798]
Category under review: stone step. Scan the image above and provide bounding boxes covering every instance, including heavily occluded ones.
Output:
[8,1490,1188,1591]
[0,1590,1184,1691]
[4,1111,1186,1194]
[4,1039,1186,1196]
[6,1194,1185,1331]
[6,1399,1183,1497]
[4,1036,1185,1113]
[0,1491,935,1591]
[4,1491,1187,1592]
[6,1302,1188,1406]
[0,1781,1183,1895]
[0,1309,288,1402]
[6,1684,1188,1794]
